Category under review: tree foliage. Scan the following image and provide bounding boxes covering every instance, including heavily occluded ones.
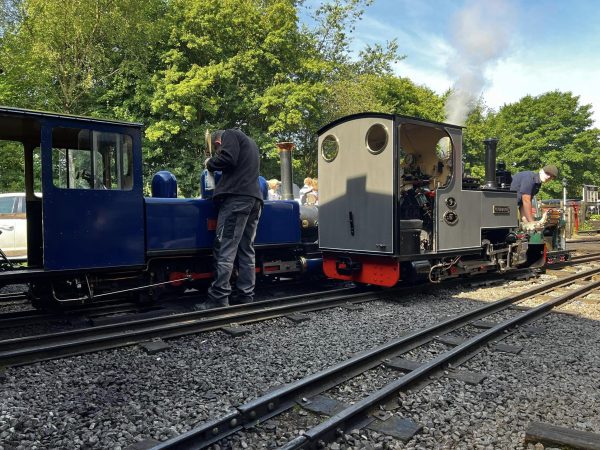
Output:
[0,141,24,191]
[489,91,600,198]
[146,0,314,194]
[0,0,166,115]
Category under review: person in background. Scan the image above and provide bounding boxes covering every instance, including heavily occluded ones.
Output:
[258,175,268,200]
[267,179,281,200]
[299,177,313,205]
[510,164,558,222]
[204,129,263,308]
[306,178,318,205]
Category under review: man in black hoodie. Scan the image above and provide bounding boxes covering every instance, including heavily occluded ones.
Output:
[204,129,263,308]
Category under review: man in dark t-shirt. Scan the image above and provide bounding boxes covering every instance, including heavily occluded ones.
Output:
[204,129,264,308]
[510,165,558,222]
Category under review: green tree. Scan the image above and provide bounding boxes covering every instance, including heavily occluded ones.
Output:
[489,91,600,198]
[145,0,313,195]
[257,0,404,182]
[0,142,24,191]
[461,101,495,180]
[0,0,166,114]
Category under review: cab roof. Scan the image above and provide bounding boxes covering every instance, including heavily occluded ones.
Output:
[317,112,464,136]
[0,105,143,143]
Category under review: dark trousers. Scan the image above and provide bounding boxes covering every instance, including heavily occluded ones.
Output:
[207,195,262,303]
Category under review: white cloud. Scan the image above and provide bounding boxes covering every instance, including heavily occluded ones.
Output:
[393,60,452,93]
[483,55,600,125]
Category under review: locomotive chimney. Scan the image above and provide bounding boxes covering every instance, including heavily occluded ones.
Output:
[483,138,499,189]
[276,142,295,200]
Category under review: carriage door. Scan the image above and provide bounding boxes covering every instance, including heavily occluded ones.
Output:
[318,117,395,253]
[41,123,145,270]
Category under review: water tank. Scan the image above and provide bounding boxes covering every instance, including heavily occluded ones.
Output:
[151,171,177,198]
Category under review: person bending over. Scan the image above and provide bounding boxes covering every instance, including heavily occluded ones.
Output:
[204,129,263,308]
[510,165,558,222]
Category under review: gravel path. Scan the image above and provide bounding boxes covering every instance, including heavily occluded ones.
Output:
[1,267,599,449]
[0,284,31,315]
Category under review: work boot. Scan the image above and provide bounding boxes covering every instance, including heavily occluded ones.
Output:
[230,293,253,305]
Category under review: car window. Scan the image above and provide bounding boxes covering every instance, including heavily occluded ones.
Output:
[0,196,15,214]
[17,196,25,214]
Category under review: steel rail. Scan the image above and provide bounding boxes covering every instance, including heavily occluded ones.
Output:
[281,274,600,449]
[150,266,600,450]
[0,286,380,366]
[0,285,360,330]
[0,291,27,302]
[0,302,143,329]
[559,254,600,265]
[0,268,541,366]
[569,251,600,260]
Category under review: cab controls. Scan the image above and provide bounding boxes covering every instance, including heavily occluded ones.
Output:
[445,197,457,209]
[443,210,458,225]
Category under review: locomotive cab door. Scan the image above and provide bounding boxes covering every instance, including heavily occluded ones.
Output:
[40,121,145,270]
[318,115,395,254]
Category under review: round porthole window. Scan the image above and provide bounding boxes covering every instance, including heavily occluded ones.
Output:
[366,123,388,154]
[321,134,339,162]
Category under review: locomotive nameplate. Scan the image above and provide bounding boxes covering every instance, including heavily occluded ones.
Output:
[493,205,511,215]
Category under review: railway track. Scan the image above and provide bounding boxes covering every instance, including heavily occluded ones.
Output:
[0,301,145,330]
[0,285,381,367]
[0,278,350,331]
[0,290,28,303]
[0,255,594,366]
[0,267,544,367]
[561,251,600,264]
[150,264,600,450]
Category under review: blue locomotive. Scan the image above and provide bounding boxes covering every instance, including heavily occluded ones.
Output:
[0,106,320,308]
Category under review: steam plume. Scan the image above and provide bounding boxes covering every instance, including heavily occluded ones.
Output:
[445,0,515,125]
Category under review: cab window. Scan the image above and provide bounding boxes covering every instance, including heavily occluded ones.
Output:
[398,123,453,190]
[52,128,133,190]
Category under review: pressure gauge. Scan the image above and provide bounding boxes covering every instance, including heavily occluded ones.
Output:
[443,210,459,225]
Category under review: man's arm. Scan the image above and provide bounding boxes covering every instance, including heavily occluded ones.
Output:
[207,131,240,172]
[521,194,535,222]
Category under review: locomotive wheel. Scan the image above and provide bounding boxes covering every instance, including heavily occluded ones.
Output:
[29,282,62,311]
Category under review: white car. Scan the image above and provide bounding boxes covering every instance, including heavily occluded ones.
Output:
[0,193,27,260]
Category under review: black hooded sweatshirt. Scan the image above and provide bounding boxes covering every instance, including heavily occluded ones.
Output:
[206,129,263,203]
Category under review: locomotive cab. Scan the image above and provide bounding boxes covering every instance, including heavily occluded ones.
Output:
[318,113,534,287]
[0,107,146,305]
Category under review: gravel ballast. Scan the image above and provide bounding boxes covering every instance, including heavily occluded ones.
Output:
[1,267,600,449]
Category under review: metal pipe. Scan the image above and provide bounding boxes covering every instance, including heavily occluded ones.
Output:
[483,138,499,189]
[51,276,192,304]
[277,142,295,200]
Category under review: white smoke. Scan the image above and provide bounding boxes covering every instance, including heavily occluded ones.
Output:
[445,0,516,125]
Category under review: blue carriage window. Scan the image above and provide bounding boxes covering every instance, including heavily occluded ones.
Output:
[52,128,133,190]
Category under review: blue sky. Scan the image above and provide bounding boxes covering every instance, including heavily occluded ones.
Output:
[301,0,600,125]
